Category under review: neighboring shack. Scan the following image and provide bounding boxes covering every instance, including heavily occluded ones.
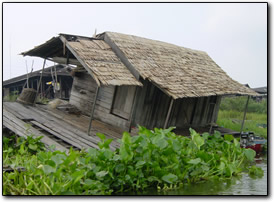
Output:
[3,64,73,100]
[21,32,258,132]
[252,86,267,101]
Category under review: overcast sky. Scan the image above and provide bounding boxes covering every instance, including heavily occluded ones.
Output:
[3,2,267,88]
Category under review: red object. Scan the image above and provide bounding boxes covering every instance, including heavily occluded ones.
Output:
[246,144,262,153]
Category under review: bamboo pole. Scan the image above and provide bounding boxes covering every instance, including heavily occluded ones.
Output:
[87,86,100,136]
[34,59,46,105]
[240,95,250,134]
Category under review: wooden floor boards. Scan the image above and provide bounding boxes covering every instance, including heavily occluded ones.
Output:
[3,102,125,151]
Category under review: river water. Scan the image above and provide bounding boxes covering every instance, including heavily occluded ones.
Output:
[122,156,267,195]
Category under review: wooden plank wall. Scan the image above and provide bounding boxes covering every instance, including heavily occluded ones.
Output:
[69,72,97,115]
[132,80,222,129]
[69,72,129,130]
[133,80,171,129]
[70,73,222,131]
[94,85,130,130]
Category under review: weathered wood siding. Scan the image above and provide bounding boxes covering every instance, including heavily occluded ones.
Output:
[133,80,222,129]
[93,85,130,130]
[70,73,221,131]
[69,72,97,114]
[133,80,171,129]
[69,72,130,130]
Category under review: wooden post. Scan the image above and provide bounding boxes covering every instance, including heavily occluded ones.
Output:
[128,86,139,132]
[87,86,99,136]
[25,61,29,88]
[34,59,46,105]
[59,78,62,99]
[164,98,174,129]
[240,96,250,134]
[209,103,216,134]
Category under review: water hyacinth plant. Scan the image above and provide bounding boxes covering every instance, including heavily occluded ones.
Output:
[3,126,263,195]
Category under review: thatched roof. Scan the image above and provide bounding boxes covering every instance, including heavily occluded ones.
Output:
[21,34,142,87]
[66,38,142,86]
[104,32,258,99]
[21,32,258,98]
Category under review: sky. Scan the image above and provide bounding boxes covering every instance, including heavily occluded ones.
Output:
[2,2,267,88]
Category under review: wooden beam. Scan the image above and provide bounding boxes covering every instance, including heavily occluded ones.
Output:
[128,86,139,132]
[240,96,250,134]
[104,33,140,80]
[34,58,46,105]
[49,57,82,66]
[87,86,100,136]
[164,98,174,129]
[59,35,101,86]
[209,103,216,134]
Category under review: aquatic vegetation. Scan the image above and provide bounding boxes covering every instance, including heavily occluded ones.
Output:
[3,126,263,195]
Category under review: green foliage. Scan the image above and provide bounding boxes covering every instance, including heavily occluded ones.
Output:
[248,166,264,178]
[220,96,267,114]
[3,127,264,195]
[217,110,267,139]
[36,96,50,104]
[3,91,19,102]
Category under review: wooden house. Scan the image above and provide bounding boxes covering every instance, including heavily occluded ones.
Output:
[3,64,73,100]
[21,32,258,134]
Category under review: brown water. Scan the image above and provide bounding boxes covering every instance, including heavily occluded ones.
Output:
[122,156,267,195]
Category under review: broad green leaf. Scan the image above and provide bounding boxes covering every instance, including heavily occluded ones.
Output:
[28,144,38,151]
[45,160,56,168]
[244,148,256,162]
[214,131,222,139]
[194,135,204,149]
[197,151,211,162]
[218,161,226,171]
[224,134,234,142]
[96,170,108,178]
[113,154,120,161]
[84,179,95,186]
[103,149,113,159]
[51,154,66,166]
[163,126,176,134]
[188,158,201,165]
[43,165,55,174]
[87,148,98,158]
[161,173,178,184]
[19,142,26,154]
[103,139,113,149]
[233,138,240,148]
[96,133,106,141]
[136,160,146,167]
[172,139,181,152]
[202,132,210,140]
[36,136,44,141]
[121,132,131,145]
[156,138,168,150]
[148,176,160,182]
[72,170,85,184]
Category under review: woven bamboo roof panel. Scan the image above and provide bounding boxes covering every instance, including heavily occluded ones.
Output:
[67,39,142,86]
[105,32,258,99]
